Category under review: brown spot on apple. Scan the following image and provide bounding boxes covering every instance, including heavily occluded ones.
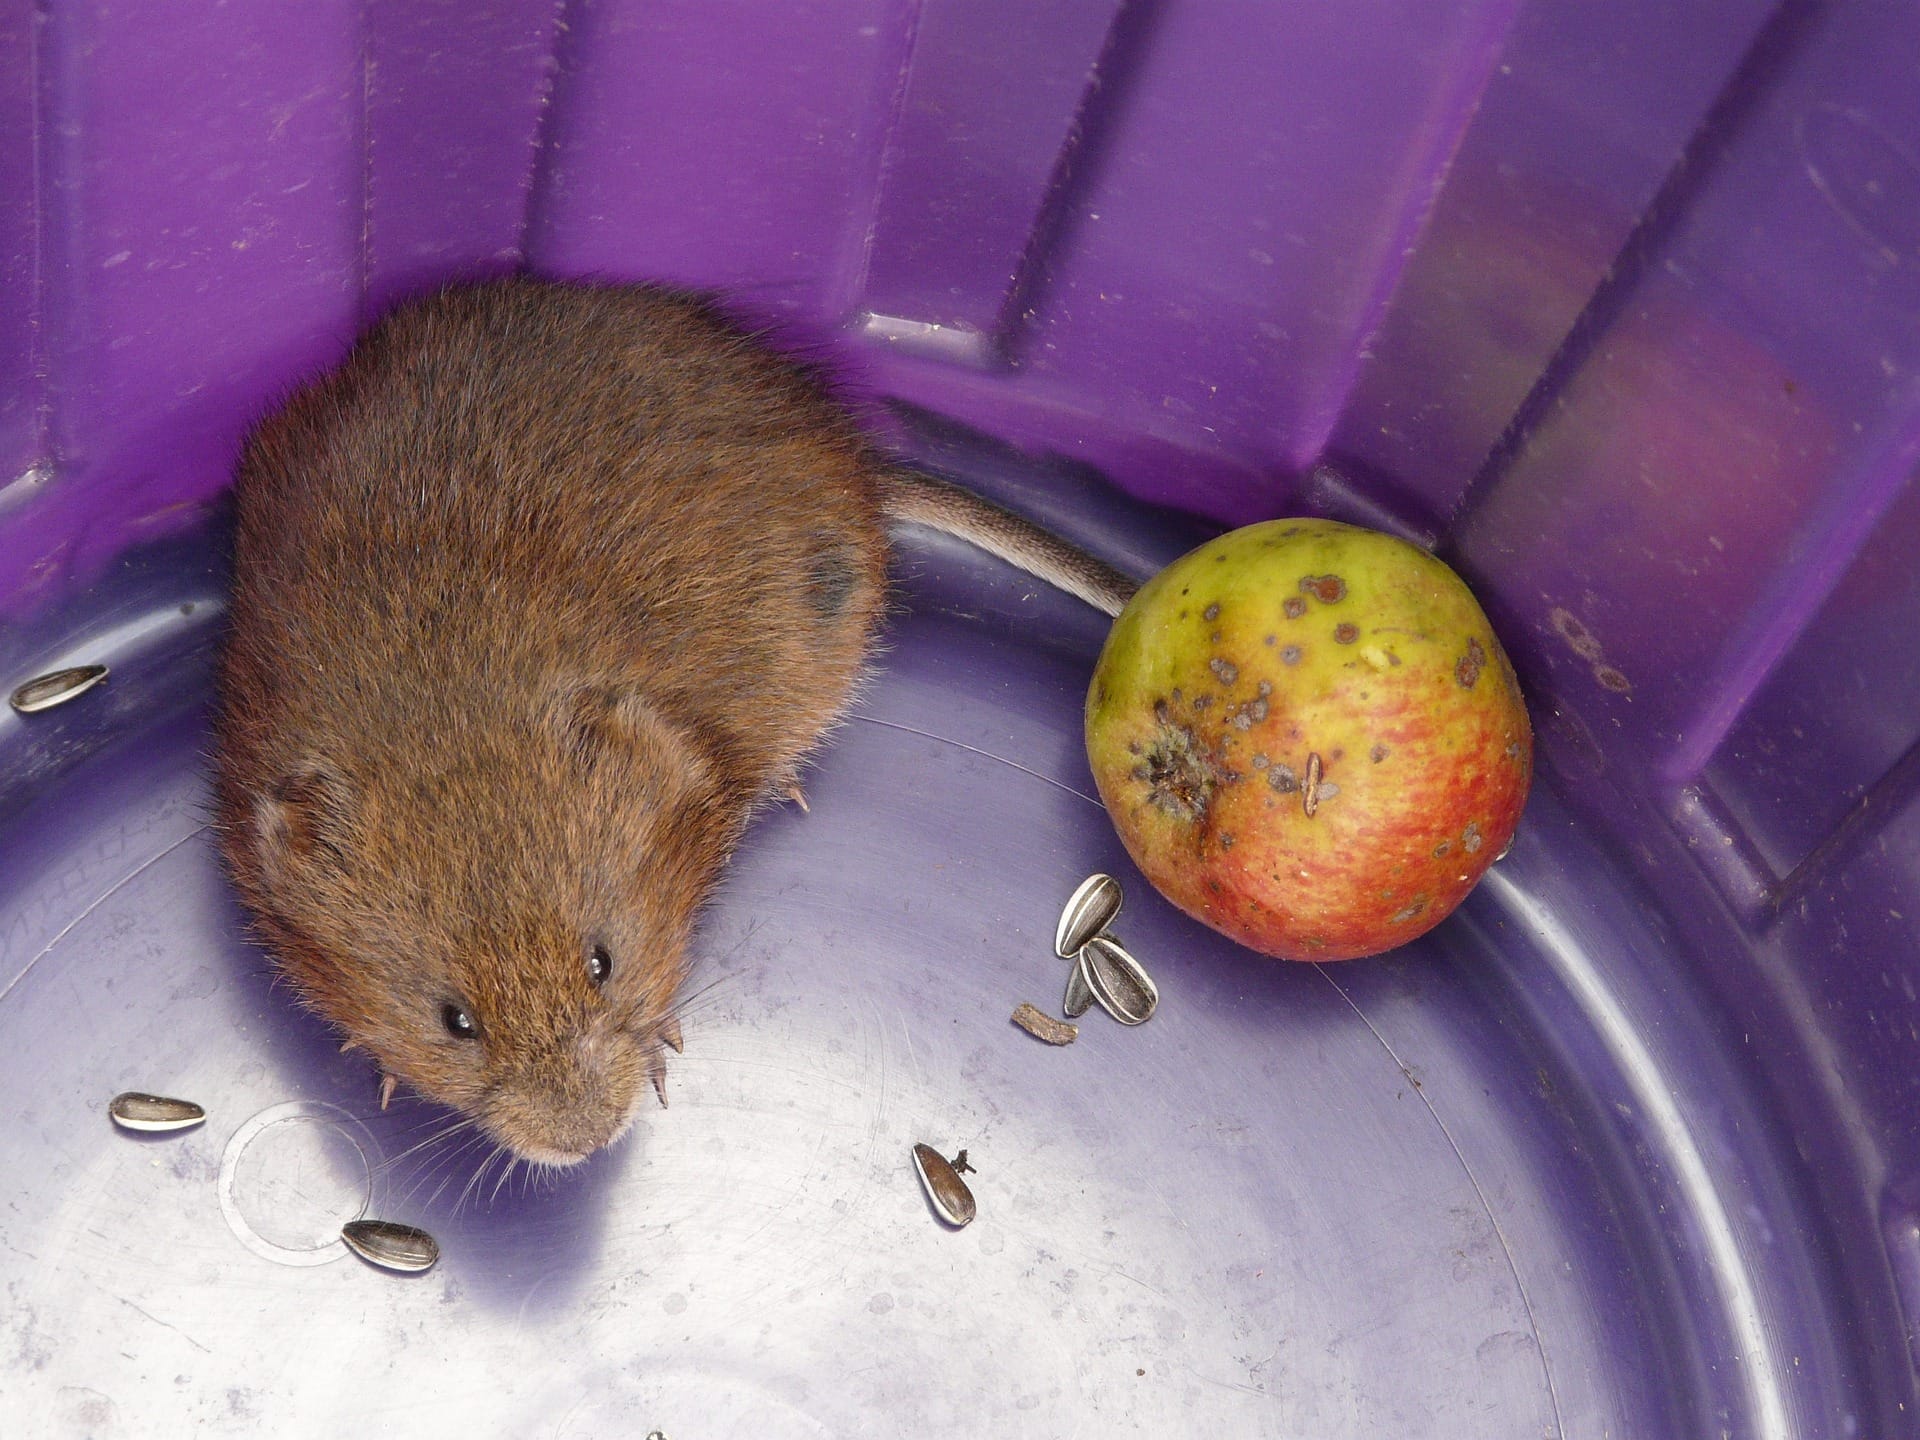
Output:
[1283,597,1307,619]
[1300,574,1348,604]
[1334,623,1359,644]
[1210,658,1238,685]
[1456,638,1487,688]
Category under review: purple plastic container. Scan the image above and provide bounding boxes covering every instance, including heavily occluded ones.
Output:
[4,1,1916,1434]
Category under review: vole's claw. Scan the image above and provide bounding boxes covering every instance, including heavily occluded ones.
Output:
[660,1015,684,1053]
[784,782,809,813]
[649,1048,671,1109]
[379,1072,399,1110]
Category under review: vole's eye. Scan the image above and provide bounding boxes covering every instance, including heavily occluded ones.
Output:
[587,943,613,986]
[441,1002,479,1040]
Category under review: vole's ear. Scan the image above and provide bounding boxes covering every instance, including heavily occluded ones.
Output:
[252,759,354,881]
[805,532,867,620]
[549,683,715,796]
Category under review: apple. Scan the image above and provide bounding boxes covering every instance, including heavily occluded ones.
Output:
[1084,519,1531,961]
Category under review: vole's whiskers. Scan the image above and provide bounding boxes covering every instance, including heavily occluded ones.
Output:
[422,1130,493,1211]
[375,1113,478,1176]
[488,1151,522,1207]
[456,1144,512,1215]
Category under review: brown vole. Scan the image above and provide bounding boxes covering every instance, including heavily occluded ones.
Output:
[212,276,1134,1169]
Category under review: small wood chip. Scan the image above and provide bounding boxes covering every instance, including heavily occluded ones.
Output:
[1010,1002,1078,1046]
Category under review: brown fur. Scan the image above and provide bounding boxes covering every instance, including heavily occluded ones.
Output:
[213,276,1131,1169]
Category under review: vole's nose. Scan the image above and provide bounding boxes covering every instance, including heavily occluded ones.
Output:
[488,1034,641,1165]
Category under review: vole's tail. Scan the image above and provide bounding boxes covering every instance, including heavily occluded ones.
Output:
[878,471,1138,618]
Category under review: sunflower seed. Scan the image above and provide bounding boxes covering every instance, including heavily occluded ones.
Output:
[1081,934,1159,1026]
[108,1092,206,1133]
[1055,873,1123,959]
[1062,953,1096,1018]
[911,1143,977,1227]
[342,1219,440,1274]
[11,664,109,714]
[1011,1002,1078,1046]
